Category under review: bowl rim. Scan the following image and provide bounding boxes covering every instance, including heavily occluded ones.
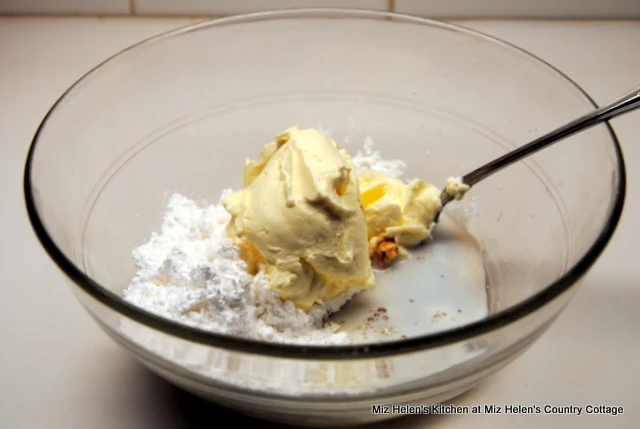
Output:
[23,8,626,360]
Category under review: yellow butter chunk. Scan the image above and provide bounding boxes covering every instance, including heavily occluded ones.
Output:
[223,126,374,309]
[445,176,470,201]
[357,170,442,253]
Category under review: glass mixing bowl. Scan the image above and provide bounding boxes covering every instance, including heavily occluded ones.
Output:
[24,9,625,427]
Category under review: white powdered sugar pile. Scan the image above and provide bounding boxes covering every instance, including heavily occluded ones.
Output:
[123,193,357,345]
[122,139,405,345]
[352,136,406,178]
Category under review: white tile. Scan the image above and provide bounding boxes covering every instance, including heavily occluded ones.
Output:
[395,0,640,18]
[0,0,130,15]
[134,0,387,15]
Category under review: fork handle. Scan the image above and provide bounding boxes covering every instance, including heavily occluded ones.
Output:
[462,85,640,187]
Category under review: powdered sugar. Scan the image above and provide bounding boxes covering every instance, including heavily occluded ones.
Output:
[352,136,406,178]
[123,193,353,345]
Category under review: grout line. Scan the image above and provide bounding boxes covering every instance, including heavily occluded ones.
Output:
[0,13,638,21]
[387,0,396,13]
[128,0,136,15]
[0,13,218,20]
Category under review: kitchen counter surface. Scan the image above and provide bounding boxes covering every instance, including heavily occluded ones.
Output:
[0,16,638,429]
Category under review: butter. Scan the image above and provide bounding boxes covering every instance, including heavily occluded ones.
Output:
[445,176,470,201]
[357,171,442,255]
[223,126,374,310]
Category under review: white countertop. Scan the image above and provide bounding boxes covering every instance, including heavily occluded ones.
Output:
[0,17,638,429]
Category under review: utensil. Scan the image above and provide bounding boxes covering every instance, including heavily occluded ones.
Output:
[437,85,639,217]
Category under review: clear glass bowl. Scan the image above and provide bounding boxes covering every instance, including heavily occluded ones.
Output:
[24,9,625,427]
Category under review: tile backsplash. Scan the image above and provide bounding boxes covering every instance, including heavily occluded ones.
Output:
[1,0,639,18]
[134,0,387,16]
[1,0,130,15]
[396,0,640,19]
